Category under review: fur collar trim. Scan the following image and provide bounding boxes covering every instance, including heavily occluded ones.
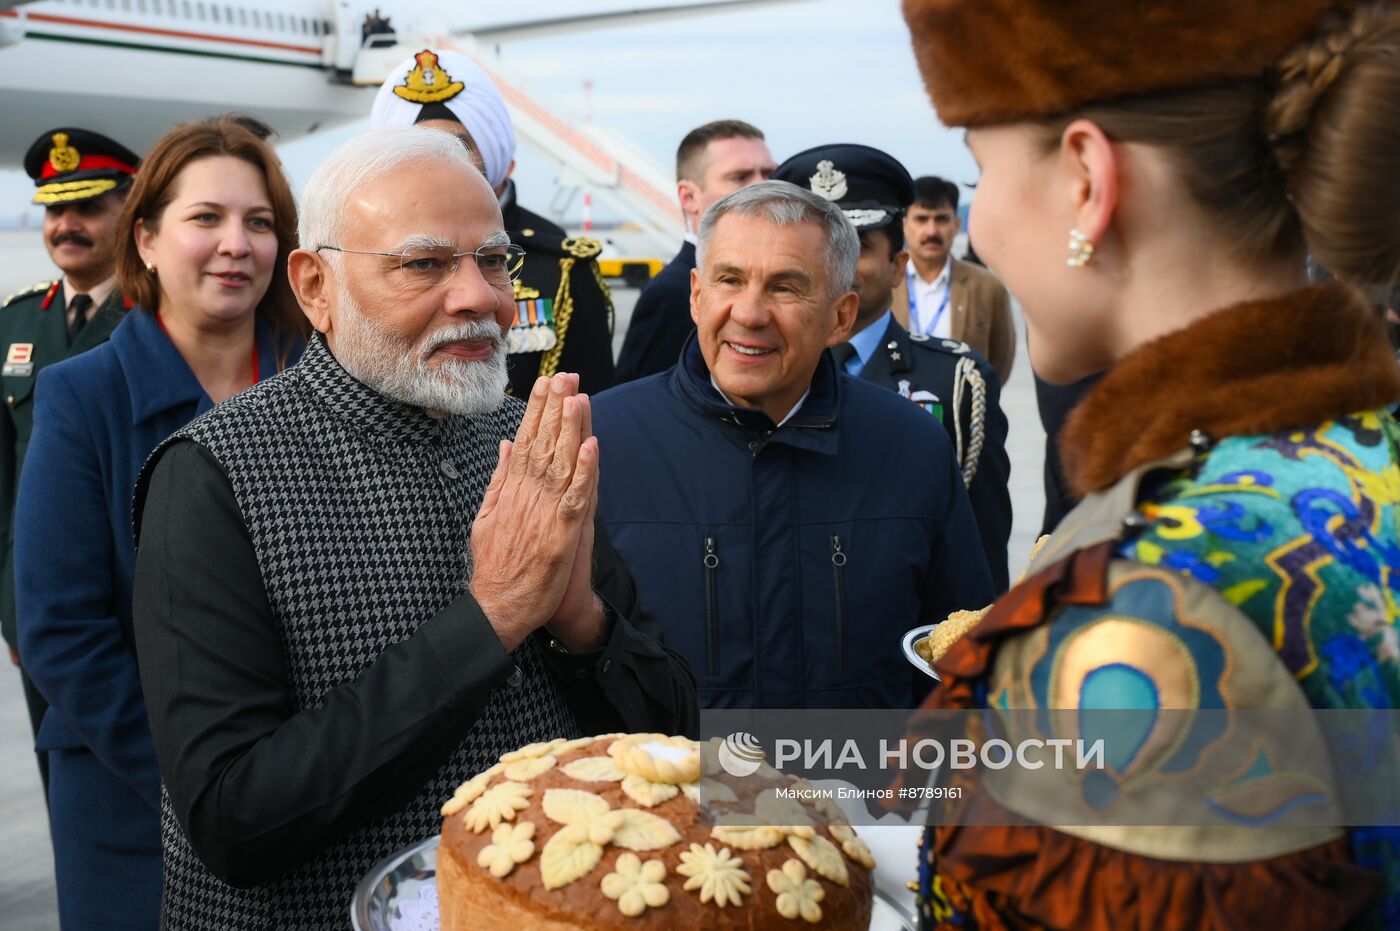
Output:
[1059,284,1400,496]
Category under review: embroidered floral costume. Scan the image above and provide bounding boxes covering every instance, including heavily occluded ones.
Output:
[915,286,1400,930]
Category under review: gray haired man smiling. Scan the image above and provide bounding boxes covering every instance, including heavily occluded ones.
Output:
[130,127,696,931]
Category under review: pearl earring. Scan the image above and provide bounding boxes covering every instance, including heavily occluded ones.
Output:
[1066,229,1094,269]
[145,262,156,274]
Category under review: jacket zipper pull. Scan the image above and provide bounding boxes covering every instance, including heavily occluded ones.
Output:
[704,537,720,675]
[831,535,847,675]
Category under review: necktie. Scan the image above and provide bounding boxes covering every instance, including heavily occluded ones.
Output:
[67,293,93,344]
[831,342,857,372]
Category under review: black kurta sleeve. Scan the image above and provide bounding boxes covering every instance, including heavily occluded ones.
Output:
[536,519,698,739]
[133,439,695,889]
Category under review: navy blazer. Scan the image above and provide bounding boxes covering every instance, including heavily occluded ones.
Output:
[614,241,696,383]
[15,307,297,807]
[594,336,995,709]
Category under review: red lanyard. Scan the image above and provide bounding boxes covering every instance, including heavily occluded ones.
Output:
[154,310,260,386]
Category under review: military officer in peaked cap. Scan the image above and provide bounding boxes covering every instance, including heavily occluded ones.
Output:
[773,144,1011,590]
[2,127,139,795]
[371,49,616,398]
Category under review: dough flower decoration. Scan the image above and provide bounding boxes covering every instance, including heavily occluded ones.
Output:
[477,822,536,878]
[609,734,700,784]
[547,736,599,756]
[495,736,594,782]
[441,763,503,816]
[580,734,702,808]
[538,788,681,889]
[767,859,825,923]
[827,823,876,870]
[562,750,677,806]
[787,834,848,886]
[682,778,739,805]
[464,781,532,834]
[789,779,845,822]
[500,741,557,763]
[562,756,628,783]
[599,853,670,917]
[676,842,751,907]
[711,790,847,885]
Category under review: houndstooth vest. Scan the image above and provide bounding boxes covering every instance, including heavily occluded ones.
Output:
[150,335,579,930]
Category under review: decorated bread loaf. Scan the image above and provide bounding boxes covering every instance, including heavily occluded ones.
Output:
[437,733,876,929]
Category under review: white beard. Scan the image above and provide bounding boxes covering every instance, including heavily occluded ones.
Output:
[332,292,509,416]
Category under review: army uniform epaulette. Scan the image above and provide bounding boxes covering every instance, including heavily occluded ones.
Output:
[561,235,603,261]
[516,227,604,262]
[3,280,57,309]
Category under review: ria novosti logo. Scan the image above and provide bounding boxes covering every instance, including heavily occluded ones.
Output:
[718,731,765,777]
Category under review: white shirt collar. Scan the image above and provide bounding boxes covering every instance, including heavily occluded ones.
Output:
[63,274,117,313]
[909,255,952,290]
[709,374,811,426]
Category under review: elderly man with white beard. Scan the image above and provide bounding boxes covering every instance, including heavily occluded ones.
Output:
[129,128,697,931]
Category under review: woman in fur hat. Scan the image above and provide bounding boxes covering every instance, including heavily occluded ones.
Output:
[901,2,1400,928]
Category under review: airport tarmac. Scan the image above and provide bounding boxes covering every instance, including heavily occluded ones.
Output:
[0,229,1046,927]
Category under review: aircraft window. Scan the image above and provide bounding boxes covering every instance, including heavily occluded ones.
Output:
[251,9,259,27]
[227,6,235,24]
[137,0,146,13]
[122,0,131,11]
[210,4,219,21]
[196,2,205,20]
[238,8,246,26]
[276,12,285,30]
[301,16,309,33]
[182,1,191,18]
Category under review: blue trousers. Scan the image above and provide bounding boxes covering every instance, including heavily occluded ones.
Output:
[48,746,162,930]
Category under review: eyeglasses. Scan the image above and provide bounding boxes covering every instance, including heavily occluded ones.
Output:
[315,242,526,292]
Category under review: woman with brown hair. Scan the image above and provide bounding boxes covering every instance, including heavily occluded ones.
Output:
[14,115,306,929]
[901,1,1400,929]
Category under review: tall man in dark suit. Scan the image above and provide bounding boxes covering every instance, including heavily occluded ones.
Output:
[1,127,139,794]
[895,176,1017,382]
[614,119,775,381]
[774,145,1013,591]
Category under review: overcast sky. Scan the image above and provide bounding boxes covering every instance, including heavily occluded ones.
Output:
[1,0,976,228]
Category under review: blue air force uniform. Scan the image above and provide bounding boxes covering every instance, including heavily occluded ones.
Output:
[773,143,1013,589]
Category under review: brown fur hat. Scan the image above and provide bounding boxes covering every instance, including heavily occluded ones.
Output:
[902,0,1367,127]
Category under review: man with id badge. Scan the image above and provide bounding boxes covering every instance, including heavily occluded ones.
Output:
[898,176,1016,382]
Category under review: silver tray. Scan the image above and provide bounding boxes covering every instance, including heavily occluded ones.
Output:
[352,835,917,930]
[901,624,940,680]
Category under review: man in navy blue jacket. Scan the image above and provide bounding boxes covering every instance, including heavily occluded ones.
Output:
[593,181,994,710]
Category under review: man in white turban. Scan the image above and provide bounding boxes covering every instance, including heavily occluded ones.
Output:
[371,48,617,398]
